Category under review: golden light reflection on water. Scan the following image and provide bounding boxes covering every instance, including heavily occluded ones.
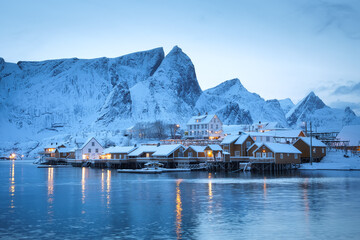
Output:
[9,162,15,209]
[106,169,111,208]
[101,170,105,193]
[208,173,213,200]
[263,177,267,199]
[175,179,183,239]
[81,167,87,205]
[47,168,54,220]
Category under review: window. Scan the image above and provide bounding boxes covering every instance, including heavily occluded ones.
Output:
[280,153,283,159]
[188,152,193,157]
[294,154,298,159]
[216,124,218,129]
[88,148,91,153]
[322,148,325,154]
[92,142,95,146]
[211,124,213,129]
[287,153,290,157]
[253,137,257,141]
[190,132,192,136]
[190,125,192,130]
[95,148,98,153]
[235,151,240,157]
[313,148,316,153]
[266,137,270,142]
[256,152,261,157]
[268,152,273,158]
[246,141,251,148]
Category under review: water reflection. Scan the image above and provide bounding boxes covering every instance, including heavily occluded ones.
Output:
[81,167,86,205]
[175,179,183,239]
[101,170,105,193]
[263,177,267,199]
[47,168,54,220]
[302,178,310,221]
[9,161,15,209]
[106,170,111,208]
[208,173,213,200]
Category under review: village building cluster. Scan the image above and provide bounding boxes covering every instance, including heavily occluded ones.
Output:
[35,114,359,169]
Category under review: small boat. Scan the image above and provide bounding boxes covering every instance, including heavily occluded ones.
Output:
[117,162,164,174]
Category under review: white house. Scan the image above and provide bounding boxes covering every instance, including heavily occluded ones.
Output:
[187,114,223,139]
[75,137,104,160]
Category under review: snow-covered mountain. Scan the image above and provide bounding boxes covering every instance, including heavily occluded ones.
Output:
[286,92,360,131]
[194,79,288,126]
[279,98,294,114]
[1,46,359,156]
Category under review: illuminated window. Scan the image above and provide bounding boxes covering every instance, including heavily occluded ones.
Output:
[92,142,95,146]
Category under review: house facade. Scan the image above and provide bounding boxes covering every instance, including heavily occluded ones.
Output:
[75,137,104,160]
[184,146,206,158]
[293,137,327,162]
[102,146,137,160]
[252,143,301,164]
[220,134,254,157]
[187,114,223,139]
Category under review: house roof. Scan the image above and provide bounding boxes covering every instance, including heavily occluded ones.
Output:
[221,135,239,145]
[254,143,301,154]
[187,145,206,153]
[104,146,137,154]
[187,114,216,125]
[207,144,223,151]
[58,147,76,153]
[80,137,103,149]
[235,134,252,145]
[337,125,360,146]
[128,145,159,157]
[295,137,327,147]
[249,130,305,138]
[247,142,260,151]
[152,144,184,157]
[44,143,66,149]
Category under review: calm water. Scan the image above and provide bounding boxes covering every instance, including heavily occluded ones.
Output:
[1,161,360,239]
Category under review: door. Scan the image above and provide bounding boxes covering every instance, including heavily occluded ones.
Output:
[262,152,266,158]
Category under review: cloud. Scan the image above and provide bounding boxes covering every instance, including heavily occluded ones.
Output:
[305,0,360,39]
[333,82,360,95]
[329,100,360,114]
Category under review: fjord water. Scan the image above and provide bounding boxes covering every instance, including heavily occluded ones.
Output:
[1,161,360,239]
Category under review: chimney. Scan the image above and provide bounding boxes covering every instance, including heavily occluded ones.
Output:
[157,143,160,147]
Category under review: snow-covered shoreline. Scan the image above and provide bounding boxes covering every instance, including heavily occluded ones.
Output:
[299,151,360,171]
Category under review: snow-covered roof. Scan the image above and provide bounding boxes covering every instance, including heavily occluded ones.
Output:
[152,144,184,157]
[80,137,103,149]
[247,142,260,151]
[249,130,305,138]
[187,114,216,125]
[128,145,159,157]
[235,134,251,145]
[104,146,137,154]
[254,143,301,154]
[222,125,248,135]
[295,137,327,147]
[337,125,360,146]
[58,147,76,153]
[221,135,239,145]
[207,144,223,151]
[187,145,206,153]
[44,143,66,149]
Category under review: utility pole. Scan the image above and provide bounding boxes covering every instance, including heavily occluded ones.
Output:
[310,121,313,165]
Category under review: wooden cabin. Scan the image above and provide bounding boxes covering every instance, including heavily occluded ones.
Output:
[44,143,66,157]
[204,144,223,160]
[53,148,75,159]
[234,134,255,157]
[152,144,185,159]
[220,135,240,157]
[74,137,104,160]
[102,146,137,160]
[247,142,261,157]
[128,145,159,159]
[293,137,327,162]
[252,142,301,164]
[184,145,205,158]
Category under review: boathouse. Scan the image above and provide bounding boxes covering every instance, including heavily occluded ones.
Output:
[293,137,327,162]
[102,146,137,160]
[184,145,206,158]
[128,145,159,159]
[152,144,185,159]
[220,135,240,156]
[204,144,223,160]
[75,137,104,160]
[252,142,301,164]
[234,134,254,157]
[53,147,76,159]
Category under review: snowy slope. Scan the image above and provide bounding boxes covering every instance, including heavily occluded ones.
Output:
[195,79,288,126]
[279,98,294,114]
[286,92,360,131]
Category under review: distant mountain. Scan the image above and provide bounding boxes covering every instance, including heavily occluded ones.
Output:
[286,92,360,131]
[279,98,294,114]
[194,79,288,126]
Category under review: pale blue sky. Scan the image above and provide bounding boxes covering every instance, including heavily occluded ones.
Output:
[1,0,359,112]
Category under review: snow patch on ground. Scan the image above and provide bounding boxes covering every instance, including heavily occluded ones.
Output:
[300,150,360,170]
